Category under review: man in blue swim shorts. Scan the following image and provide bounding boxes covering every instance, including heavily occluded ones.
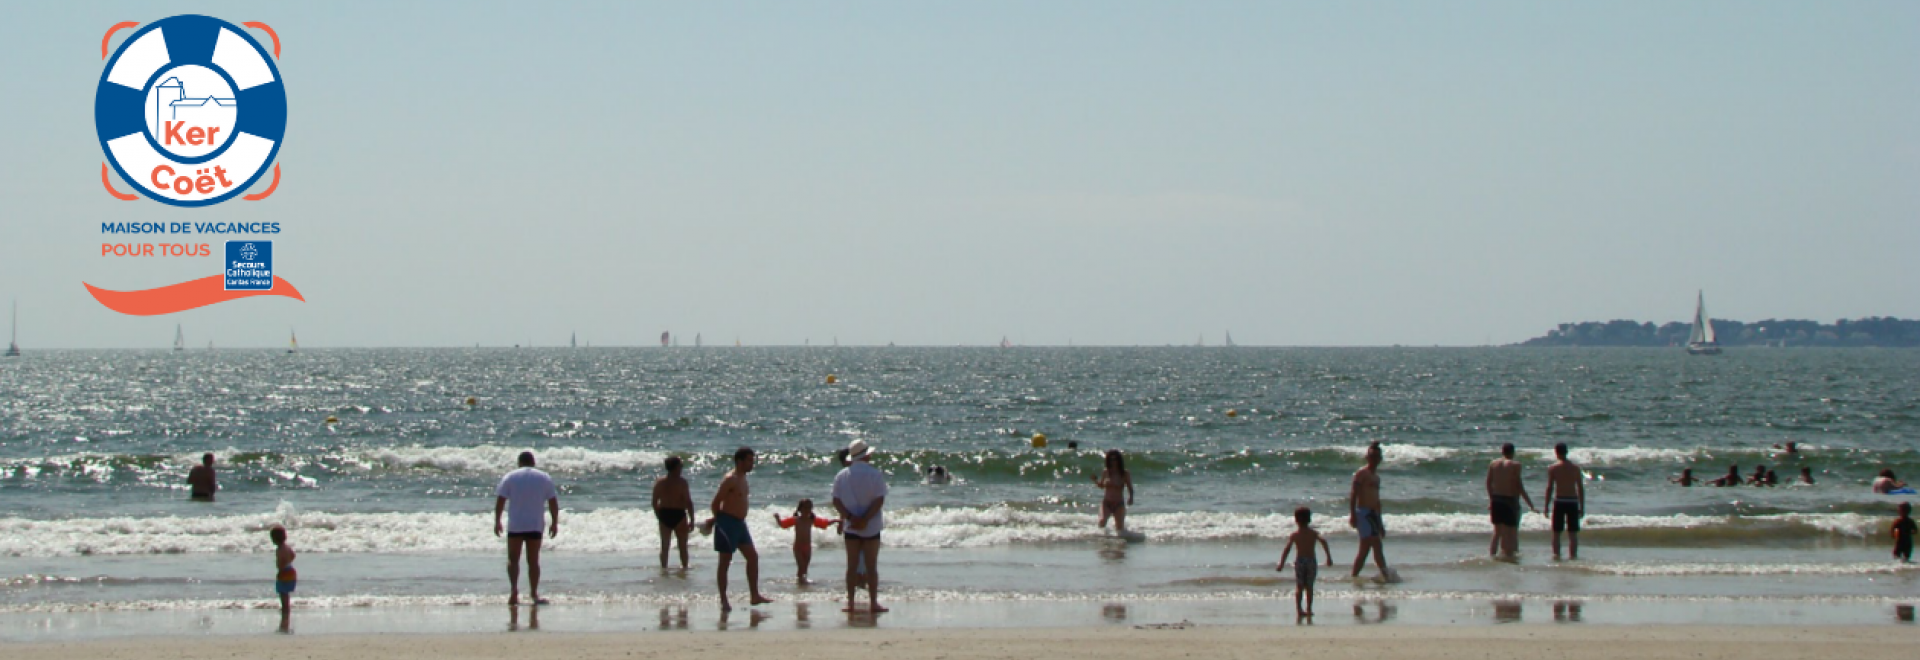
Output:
[1348,442,1393,581]
[710,447,772,611]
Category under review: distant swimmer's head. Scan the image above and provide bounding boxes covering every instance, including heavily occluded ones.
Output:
[1105,449,1127,474]
[1365,442,1383,467]
[518,451,536,468]
[1554,443,1569,459]
[846,439,873,463]
[1500,443,1515,458]
[734,446,757,472]
[1800,467,1812,476]
[269,525,287,546]
[665,456,683,475]
[1681,468,1693,477]
[1294,506,1311,527]
[202,453,215,467]
[1784,441,1798,452]
[1067,441,1079,450]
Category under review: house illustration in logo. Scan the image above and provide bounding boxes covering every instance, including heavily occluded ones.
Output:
[152,77,236,133]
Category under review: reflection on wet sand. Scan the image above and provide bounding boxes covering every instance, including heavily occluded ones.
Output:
[1493,600,1523,623]
[507,605,539,632]
[1553,601,1584,623]
[1897,605,1915,624]
[1352,599,1397,624]
[658,605,689,630]
[716,608,770,631]
[796,602,812,629]
[1102,604,1128,622]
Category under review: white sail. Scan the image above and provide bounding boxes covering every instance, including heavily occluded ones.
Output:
[5,300,19,357]
[1224,331,1235,347]
[1689,291,1716,344]
[174,325,185,352]
[695,333,702,348]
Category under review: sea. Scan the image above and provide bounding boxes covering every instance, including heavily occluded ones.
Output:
[1,347,1916,636]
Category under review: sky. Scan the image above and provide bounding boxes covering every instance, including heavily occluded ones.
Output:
[1,1,1915,348]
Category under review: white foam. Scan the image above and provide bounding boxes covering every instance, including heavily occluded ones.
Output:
[0,504,1890,557]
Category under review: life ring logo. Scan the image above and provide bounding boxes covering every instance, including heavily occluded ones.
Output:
[96,16,286,206]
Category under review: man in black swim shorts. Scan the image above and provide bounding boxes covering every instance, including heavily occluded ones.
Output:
[1484,443,1536,559]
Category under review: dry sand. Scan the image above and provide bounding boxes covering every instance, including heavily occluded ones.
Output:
[14,624,1917,660]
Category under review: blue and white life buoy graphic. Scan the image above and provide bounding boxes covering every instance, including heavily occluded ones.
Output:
[95,15,286,207]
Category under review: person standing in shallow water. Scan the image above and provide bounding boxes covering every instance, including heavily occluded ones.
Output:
[187,453,217,501]
[1485,443,1536,559]
[1348,442,1391,581]
[651,456,694,569]
[710,446,772,611]
[494,451,559,606]
[833,439,889,613]
[1544,443,1585,560]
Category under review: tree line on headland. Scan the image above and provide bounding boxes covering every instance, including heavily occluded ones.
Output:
[1518,317,1920,348]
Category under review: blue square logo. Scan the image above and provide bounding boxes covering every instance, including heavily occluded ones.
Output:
[224,241,273,291]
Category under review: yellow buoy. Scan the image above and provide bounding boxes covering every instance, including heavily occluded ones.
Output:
[324,416,338,424]
[465,397,477,406]
[1226,409,1238,418]
[1031,433,1048,448]
[826,374,838,385]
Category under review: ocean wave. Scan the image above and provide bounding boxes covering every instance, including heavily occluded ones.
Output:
[0,504,1893,557]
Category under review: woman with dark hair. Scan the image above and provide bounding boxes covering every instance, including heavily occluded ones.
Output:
[1873,469,1908,494]
[1093,450,1136,535]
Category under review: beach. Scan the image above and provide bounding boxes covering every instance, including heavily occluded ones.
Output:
[2,348,1916,639]
[13,625,1920,660]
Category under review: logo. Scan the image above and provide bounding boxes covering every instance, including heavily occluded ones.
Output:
[84,17,303,316]
[95,15,286,206]
[225,241,272,291]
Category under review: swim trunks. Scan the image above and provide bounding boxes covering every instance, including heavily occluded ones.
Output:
[1490,495,1521,528]
[655,508,687,530]
[712,513,753,554]
[843,532,881,542]
[1354,507,1386,539]
[1551,498,1582,533]
[1294,557,1317,589]
[275,579,296,595]
[507,531,542,541]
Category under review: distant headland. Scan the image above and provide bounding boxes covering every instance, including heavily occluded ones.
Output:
[1519,317,1920,348]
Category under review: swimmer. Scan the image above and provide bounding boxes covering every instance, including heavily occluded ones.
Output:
[1093,450,1136,535]
[1671,468,1698,487]
[775,498,839,584]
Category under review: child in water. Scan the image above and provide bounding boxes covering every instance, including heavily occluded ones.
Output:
[774,498,839,584]
[1277,506,1333,617]
[269,525,296,626]
[1893,502,1915,563]
[1092,450,1135,535]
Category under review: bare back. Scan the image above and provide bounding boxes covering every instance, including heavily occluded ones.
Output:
[1289,528,1323,562]
[1546,460,1583,502]
[1487,458,1525,497]
[1351,466,1381,511]
[653,475,692,512]
[712,470,750,518]
[187,465,216,497]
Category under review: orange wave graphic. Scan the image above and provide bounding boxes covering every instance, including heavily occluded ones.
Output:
[84,276,306,316]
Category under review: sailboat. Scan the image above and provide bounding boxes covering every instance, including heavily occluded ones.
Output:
[1196,333,1205,347]
[1686,291,1722,356]
[659,331,670,347]
[174,325,185,352]
[570,332,577,348]
[5,300,19,357]
[1224,331,1236,347]
[999,336,1011,349]
[695,333,702,348]
[287,329,299,354]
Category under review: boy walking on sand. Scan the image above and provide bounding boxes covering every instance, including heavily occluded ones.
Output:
[1278,506,1333,617]
[1894,502,1915,563]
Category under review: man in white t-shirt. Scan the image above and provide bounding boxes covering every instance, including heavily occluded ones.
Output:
[832,439,889,614]
[494,451,559,605]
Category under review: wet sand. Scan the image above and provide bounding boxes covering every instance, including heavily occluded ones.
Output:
[13,624,1917,660]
